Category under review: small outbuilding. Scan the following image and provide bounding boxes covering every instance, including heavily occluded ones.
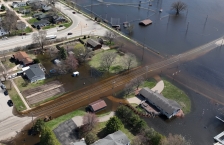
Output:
[89,99,107,112]
[86,39,102,51]
[139,19,152,26]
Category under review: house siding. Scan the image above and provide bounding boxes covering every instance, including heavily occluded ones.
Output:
[30,75,45,83]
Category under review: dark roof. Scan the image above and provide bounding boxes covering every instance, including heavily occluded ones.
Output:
[139,87,180,116]
[139,19,152,26]
[25,64,45,80]
[89,99,107,112]
[42,6,52,11]
[91,130,130,145]
[33,20,50,26]
[14,51,33,65]
[87,39,101,47]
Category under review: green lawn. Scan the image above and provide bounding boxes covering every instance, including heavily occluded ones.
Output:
[130,103,146,113]
[42,24,56,30]
[1,57,16,70]
[28,18,38,24]
[63,22,72,28]
[89,49,139,73]
[162,80,191,114]
[4,80,27,111]
[45,109,86,130]
[140,78,157,89]
[14,77,56,92]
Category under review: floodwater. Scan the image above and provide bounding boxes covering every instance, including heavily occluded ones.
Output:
[72,0,224,144]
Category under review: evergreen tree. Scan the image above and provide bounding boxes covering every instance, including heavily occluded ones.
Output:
[106,116,123,134]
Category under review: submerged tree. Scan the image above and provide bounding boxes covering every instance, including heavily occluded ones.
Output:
[32,30,47,50]
[171,1,187,15]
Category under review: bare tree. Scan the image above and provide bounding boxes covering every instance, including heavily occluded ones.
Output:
[2,71,7,81]
[104,31,117,44]
[171,1,187,15]
[32,30,47,50]
[161,133,191,145]
[30,2,41,11]
[122,52,136,70]
[124,82,134,97]
[74,44,93,63]
[100,51,117,72]
[2,10,18,35]
[16,21,26,34]
[83,113,99,131]
[127,24,134,35]
[131,76,144,90]
[65,54,79,72]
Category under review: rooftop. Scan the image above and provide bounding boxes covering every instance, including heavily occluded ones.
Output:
[25,64,45,80]
[13,51,33,65]
[139,19,152,26]
[89,99,107,112]
[87,39,101,47]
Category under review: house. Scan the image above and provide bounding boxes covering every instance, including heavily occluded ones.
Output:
[86,39,102,51]
[88,99,107,112]
[139,19,152,26]
[19,9,31,14]
[13,51,33,66]
[12,2,27,8]
[91,130,130,145]
[33,12,43,18]
[0,27,8,36]
[26,0,42,5]
[52,16,67,24]
[24,64,45,83]
[33,20,50,28]
[139,87,181,119]
[37,13,54,20]
[42,5,52,12]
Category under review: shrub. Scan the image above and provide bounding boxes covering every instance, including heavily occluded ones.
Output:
[85,132,98,145]
[33,59,40,63]
[83,35,86,39]
[106,116,123,134]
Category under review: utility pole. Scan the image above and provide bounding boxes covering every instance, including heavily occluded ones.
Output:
[141,35,146,62]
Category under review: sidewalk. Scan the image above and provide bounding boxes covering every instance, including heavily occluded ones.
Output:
[0,61,31,110]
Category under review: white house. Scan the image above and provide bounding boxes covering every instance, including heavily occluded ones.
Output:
[0,27,8,37]
[12,2,27,8]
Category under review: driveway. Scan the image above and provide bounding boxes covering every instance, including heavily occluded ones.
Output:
[0,87,13,121]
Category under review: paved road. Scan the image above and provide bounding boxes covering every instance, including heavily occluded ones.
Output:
[0,2,108,51]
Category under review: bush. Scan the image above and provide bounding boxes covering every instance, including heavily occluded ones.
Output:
[33,59,40,63]
[85,132,98,145]
[83,35,86,39]
[106,116,123,134]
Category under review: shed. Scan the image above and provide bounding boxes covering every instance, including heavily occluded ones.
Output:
[86,39,102,51]
[89,99,107,112]
[54,59,61,65]
[139,19,152,26]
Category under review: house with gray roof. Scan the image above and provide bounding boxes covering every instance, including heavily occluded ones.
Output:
[86,39,102,51]
[32,20,50,28]
[24,64,45,83]
[91,130,130,145]
[139,87,181,119]
[12,2,27,8]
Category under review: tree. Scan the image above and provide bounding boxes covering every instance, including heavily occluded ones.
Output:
[115,105,133,121]
[106,116,123,134]
[58,47,67,60]
[65,54,78,72]
[127,24,134,35]
[1,5,5,11]
[104,31,116,44]
[100,51,117,72]
[131,76,144,90]
[16,21,26,33]
[171,1,187,15]
[124,82,134,97]
[74,44,93,63]
[134,120,147,133]
[85,132,98,145]
[32,30,47,50]
[160,134,191,145]
[82,113,99,131]
[2,10,18,35]
[33,119,45,134]
[123,52,136,70]
[129,114,140,127]
[30,2,41,11]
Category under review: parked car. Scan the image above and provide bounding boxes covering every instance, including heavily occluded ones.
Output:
[68,32,72,35]
[19,32,26,36]
[59,25,63,27]
[72,11,76,14]
[2,37,8,40]
[7,100,13,107]
[1,84,6,89]
[4,90,8,96]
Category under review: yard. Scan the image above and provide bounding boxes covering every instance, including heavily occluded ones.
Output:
[13,77,56,92]
[4,80,26,111]
[162,79,191,114]
[1,56,17,71]
[27,18,38,24]
[89,49,140,73]
[130,103,146,114]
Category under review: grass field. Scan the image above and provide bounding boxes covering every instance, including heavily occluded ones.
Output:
[5,80,26,111]
[46,109,86,130]
[27,18,38,24]
[1,57,16,70]
[162,80,191,114]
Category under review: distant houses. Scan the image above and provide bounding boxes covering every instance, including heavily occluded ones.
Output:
[33,20,50,28]
[12,2,27,8]
[139,87,181,119]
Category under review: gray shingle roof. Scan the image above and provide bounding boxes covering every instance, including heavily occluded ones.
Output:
[139,87,180,116]
[25,64,45,80]
[87,39,101,47]
[33,20,50,26]
[91,130,130,145]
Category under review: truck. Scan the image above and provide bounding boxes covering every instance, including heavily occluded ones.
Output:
[46,35,57,40]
